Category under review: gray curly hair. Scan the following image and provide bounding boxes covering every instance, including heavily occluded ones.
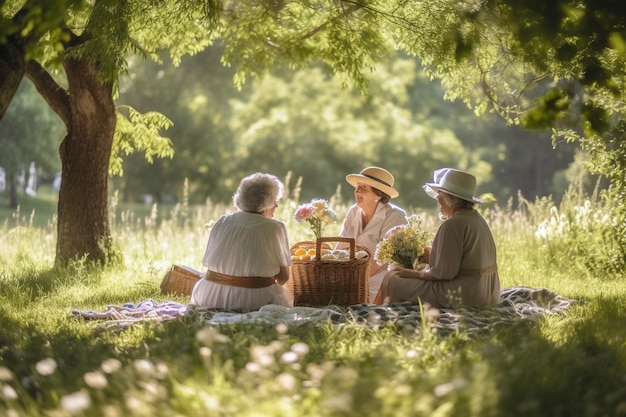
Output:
[439,191,475,210]
[233,173,284,213]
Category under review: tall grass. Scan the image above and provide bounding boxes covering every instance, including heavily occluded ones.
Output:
[0,178,625,417]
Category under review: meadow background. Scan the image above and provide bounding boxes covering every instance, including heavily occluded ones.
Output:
[1,178,625,417]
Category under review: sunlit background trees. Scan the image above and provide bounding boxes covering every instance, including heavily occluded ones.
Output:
[1,0,624,270]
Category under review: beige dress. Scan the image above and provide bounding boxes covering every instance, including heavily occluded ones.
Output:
[379,209,500,308]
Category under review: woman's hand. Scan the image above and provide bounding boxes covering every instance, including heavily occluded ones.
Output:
[274,266,289,286]
[419,247,432,264]
[390,264,410,277]
[391,263,425,279]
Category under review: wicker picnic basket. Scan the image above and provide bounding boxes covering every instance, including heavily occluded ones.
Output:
[289,237,371,307]
[160,264,203,296]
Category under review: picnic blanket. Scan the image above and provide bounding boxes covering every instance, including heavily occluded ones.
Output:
[72,286,581,334]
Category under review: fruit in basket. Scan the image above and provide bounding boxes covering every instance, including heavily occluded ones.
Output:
[291,246,367,261]
[333,250,349,259]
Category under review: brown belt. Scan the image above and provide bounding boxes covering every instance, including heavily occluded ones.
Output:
[458,264,498,278]
[205,270,276,289]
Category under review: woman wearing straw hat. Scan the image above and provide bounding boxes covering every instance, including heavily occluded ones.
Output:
[190,172,294,312]
[338,166,409,302]
[377,168,500,308]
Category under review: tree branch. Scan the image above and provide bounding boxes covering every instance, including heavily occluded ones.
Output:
[25,60,72,127]
[298,2,364,41]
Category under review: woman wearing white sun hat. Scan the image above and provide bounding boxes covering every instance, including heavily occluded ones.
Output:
[377,168,500,308]
[338,166,408,302]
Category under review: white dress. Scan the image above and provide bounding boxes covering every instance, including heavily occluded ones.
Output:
[338,202,408,302]
[190,211,294,312]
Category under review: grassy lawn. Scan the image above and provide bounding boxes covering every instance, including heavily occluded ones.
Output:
[0,189,625,416]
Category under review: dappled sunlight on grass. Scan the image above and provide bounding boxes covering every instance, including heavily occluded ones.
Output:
[1,185,625,416]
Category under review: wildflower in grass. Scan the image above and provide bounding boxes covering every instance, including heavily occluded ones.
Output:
[275,323,288,334]
[100,358,122,374]
[281,350,299,364]
[199,346,212,358]
[305,362,333,387]
[534,199,622,273]
[374,214,430,269]
[60,390,91,414]
[35,358,57,376]
[125,396,142,413]
[276,372,298,392]
[133,359,155,378]
[251,345,275,367]
[84,371,108,389]
[294,198,338,239]
[290,342,309,357]
[2,384,18,400]
[141,381,167,402]
[245,362,262,373]
[434,377,466,397]
[0,367,13,381]
[196,327,230,345]
[154,362,169,379]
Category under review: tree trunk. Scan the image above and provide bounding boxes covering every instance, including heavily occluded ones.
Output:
[7,171,18,209]
[0,40,26,119]
[55,58,116,265]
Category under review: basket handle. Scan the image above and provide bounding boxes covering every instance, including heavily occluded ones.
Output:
[315,237,356,260]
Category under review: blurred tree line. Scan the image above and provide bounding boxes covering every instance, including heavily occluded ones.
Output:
[0,80,64,207]
[2,0,622,269]
[1,45,583,211]
[109,46,579,210]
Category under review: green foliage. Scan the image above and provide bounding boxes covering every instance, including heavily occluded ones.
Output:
[111,44,581,210]
[384,0,626,219]
[523,88,571,130]
[554,122,626,270]
[24,0,223,85]
[220,0,391,91]
[4,0,626,273]
[534,191,624,274]
[111,106,175,176]
[222,61,478,206]
[0,0,81,48]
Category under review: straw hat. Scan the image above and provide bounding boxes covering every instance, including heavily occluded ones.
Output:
[346,166,399,198]
[423,168,483,204]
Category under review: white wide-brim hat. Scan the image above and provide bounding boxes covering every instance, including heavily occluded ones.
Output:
[423,168,483,204]
[346,166,399,198]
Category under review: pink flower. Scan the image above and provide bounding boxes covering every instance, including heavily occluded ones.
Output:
[294,199,338,239]
[384,224,406,239]
[295,204,316,222]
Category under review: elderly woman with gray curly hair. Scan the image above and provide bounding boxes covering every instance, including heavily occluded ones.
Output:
[190,172,293,312]
[377,168,501,309]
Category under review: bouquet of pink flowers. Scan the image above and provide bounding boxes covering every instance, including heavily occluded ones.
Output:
[374,215,431,269]
[294,198,338,239]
